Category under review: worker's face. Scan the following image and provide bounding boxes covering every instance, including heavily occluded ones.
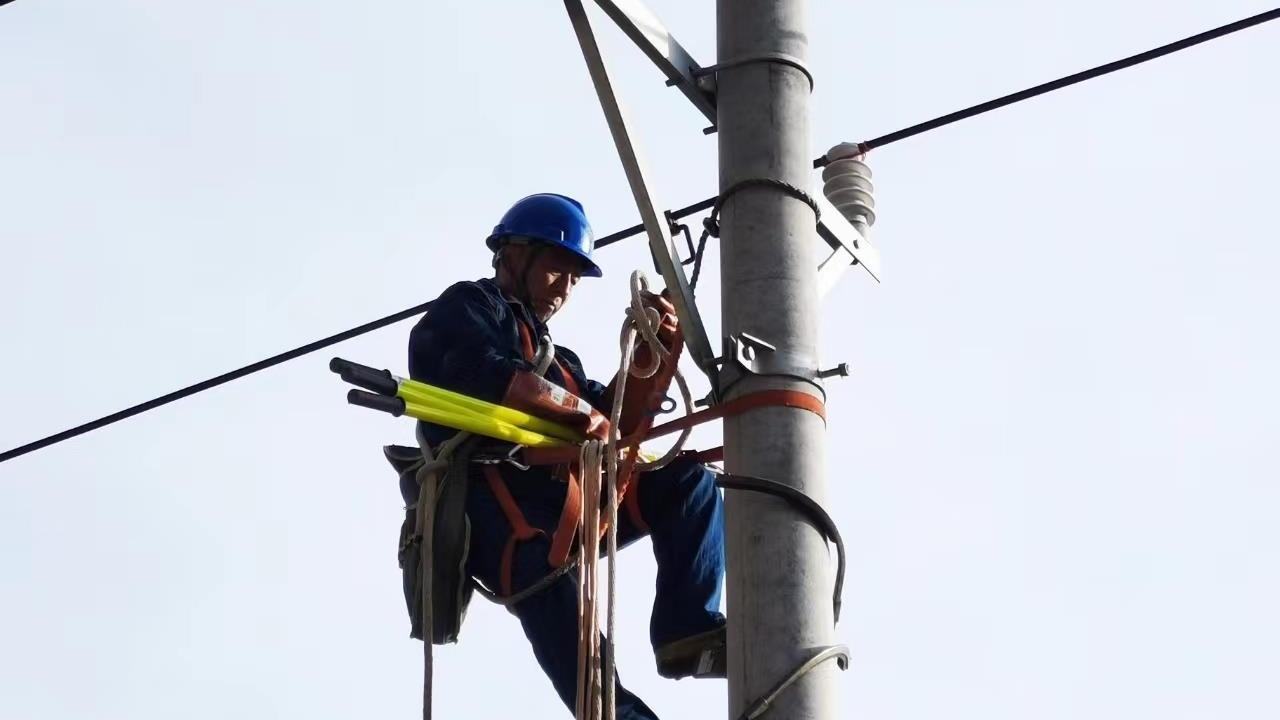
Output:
[501,244,584,322]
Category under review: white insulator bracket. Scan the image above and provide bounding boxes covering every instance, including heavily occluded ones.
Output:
[816,142,882,293]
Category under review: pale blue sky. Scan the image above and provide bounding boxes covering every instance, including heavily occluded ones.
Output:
[2,1,1278,718]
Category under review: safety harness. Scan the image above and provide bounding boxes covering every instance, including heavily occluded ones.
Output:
[486,316,652,597]
[340,272,839,720]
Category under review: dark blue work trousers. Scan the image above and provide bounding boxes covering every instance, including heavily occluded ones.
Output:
[466,456,725,720]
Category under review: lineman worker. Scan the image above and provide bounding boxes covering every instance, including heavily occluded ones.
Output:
[407,193,726,719]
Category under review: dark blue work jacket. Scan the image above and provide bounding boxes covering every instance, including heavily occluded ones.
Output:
[407,277,607,459]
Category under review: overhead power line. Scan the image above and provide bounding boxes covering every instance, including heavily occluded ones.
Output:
[0,302,434,464]
[816,7,1280,163]
[595,196,715,249]
[0,197,721,466]
[2,8,1276,466]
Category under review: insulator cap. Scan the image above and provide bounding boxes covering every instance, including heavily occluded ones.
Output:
[821,143,876,229]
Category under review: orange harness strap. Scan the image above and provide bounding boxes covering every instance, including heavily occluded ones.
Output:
[611,332,686,536]
[487,320,585,591]
[636,389,827,445]
[619,389,825,532]
[623,475,648,533]
[517,320,537,365]
[519,388,825,537]
[546,357,586,569]
[547,465,583,569]
[522,389,828,468]
[483,465,545,596]
[502,319,592,575]
[495,323,828,586]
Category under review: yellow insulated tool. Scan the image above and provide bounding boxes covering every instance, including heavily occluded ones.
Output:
[395,377,582,443]
[398,398,570,448]
[331,357,582,448]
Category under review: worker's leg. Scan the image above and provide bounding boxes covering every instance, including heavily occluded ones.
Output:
[467,475,660,720]
[620,457,726,650]
[508,548,660,719]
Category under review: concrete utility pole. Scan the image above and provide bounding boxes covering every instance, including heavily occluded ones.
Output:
[718,1,837,719]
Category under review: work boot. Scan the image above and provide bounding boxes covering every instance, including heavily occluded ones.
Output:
[655,625,727,680]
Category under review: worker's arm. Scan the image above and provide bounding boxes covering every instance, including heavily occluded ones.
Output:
[502,370,610,441]
[410,281,609,441]
[409,282,531,404]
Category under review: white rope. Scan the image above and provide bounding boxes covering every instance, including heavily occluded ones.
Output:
[576,440,604,720]
[577,270,699,720]
[626,272,694,474]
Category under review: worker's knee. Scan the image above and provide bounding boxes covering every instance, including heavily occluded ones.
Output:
[640,456,720,521]
[681,460,720,504]
[642,454,701,491]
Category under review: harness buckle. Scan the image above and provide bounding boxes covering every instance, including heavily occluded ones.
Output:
[472,444,531,472]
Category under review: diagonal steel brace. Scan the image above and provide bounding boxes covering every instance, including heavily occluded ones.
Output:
[564,0,720,388]
[588,0,718,127]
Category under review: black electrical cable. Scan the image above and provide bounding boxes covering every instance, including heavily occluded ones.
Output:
[5,10,1276,465]
[688,226,712,293]
[716,473,846,623]
[0,301,434,464]
[816,7,1280,164]
[0,194,712,466]
[595,195,715,249]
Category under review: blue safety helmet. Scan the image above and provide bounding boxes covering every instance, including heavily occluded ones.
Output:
[486,193,602,278]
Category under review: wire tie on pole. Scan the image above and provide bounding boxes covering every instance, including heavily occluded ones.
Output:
[692,52,815,93]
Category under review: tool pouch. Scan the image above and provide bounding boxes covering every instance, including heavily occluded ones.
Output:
[384,438,477,645]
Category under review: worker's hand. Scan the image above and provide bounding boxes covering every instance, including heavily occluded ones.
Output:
[614,289,686,436]
[503,370,613,443]
[580,407,613,443]
[638,290,679,345]
[545,395,613,442]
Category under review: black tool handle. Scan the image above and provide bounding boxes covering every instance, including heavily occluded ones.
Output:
[330,357,400,396]
[347,389,406,417]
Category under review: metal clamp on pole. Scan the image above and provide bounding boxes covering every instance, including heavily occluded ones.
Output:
[716,333,851,398]
[691,51,816,93]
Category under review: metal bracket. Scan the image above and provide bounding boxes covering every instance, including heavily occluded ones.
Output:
[665,209,699,266]
[816,198,881,292]
[590,0,718,127]
[717,333,849,397]
[565,0,721,391]
[471,445,532,472]
[591,0,881,285]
